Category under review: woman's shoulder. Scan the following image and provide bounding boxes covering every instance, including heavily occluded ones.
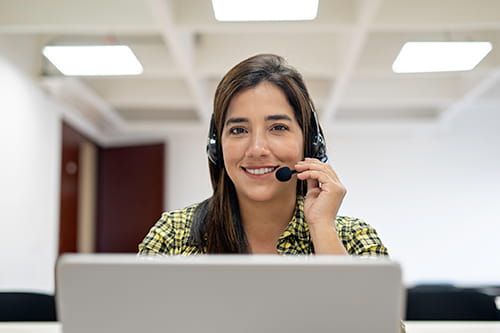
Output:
[334,215,380,237]
[334,215,371,229]
[150,202,202,238]
[334,216,389,256]
[158,202,200,227]
[138,202,202,255]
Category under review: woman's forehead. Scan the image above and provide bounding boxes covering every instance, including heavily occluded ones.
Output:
[224,82,298,122]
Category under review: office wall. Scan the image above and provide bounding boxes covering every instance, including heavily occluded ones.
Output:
[330,106,500,285]
[167,133,211,211]
[168,106,500,286]
[0,55,61,293]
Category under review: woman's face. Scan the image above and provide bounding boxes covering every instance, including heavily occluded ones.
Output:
[221,81,304,203]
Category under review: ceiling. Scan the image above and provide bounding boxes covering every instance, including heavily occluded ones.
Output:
[1,0,500,144]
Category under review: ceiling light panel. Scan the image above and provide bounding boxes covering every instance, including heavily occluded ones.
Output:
[392,41,492,73]
[212,0,319,21]
[43,45,143,76]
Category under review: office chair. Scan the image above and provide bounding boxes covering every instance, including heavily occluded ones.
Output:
[406,286,499,321]
[0,292,57,321]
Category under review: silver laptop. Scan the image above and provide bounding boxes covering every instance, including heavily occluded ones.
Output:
[56,254,404,333]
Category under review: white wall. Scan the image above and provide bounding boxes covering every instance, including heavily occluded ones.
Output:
[331,107,500,286]
[167,107,500,286]
[166,132,212,211]
[0,55,62,293]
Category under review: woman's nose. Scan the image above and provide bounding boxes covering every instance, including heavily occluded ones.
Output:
[246,131,270,157]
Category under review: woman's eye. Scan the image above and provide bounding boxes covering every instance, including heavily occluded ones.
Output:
[272,124,289,131]
[229,127,246,135]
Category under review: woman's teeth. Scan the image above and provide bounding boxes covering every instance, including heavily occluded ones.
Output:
[245,167,276,175]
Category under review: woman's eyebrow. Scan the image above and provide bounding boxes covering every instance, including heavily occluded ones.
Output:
[266,114,292,121]
[225,114,292,126]
[225,117,248,126]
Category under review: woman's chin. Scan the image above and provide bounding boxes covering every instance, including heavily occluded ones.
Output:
[238,186,295,204]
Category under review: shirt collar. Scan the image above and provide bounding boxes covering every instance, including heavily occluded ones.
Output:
[279,195,310,242]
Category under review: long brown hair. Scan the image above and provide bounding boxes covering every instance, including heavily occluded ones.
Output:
[191,54,324,253]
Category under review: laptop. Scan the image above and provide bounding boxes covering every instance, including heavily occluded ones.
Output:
[56,254,404,333]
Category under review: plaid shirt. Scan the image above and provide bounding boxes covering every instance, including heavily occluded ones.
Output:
[138,197,405,332]
[138,196,388,256]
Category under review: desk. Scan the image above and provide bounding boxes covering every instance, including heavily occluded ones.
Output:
[1,322,499,332]
[0,323,60,333]
[405,322,500,332]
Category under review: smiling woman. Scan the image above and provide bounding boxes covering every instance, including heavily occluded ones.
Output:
[138,54,388,256]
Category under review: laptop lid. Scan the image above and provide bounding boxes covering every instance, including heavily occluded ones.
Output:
[56,254,404,333]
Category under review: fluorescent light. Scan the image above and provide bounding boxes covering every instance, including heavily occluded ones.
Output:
[392,41,492,73]
[212,0,318,21]
[43,45,143,76]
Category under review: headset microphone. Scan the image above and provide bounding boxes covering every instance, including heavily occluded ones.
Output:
[275,167,297,182]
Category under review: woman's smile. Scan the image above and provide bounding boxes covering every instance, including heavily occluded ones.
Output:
[242,166,278,176]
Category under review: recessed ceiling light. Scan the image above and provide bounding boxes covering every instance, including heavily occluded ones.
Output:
[211,0,319,22]
[42,45,143,76]
[392,41,493,73]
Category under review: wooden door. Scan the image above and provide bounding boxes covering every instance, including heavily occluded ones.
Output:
[59,122,89,254]
[96,143,165,252]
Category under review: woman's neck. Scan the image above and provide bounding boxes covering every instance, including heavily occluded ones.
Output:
[238,194,297,253]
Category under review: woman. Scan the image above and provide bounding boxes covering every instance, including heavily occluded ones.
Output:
[138,54,388,256]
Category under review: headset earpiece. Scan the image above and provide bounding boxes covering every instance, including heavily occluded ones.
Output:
[309,107,328,162]
[206,116,220,166]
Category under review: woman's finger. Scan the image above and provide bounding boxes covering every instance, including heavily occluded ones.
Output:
[296,159,341,181]
[306,177,320,195]
[297,169,332,185]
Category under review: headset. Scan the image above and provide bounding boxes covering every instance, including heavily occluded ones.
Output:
[206,105,327,167]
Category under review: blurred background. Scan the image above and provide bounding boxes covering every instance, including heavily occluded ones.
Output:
[0,0,499,296]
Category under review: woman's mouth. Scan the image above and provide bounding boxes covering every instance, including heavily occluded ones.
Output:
[243,167,278,175]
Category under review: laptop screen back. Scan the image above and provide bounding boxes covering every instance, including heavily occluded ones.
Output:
[56,254,404,333]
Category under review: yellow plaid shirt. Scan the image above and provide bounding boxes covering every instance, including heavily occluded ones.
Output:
[138,196,388,256]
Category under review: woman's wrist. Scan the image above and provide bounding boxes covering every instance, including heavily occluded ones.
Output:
[308,220,336,233]
[308,222,347,255]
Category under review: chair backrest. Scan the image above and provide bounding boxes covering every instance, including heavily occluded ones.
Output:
[406,286,499,321]
[0,292,57,321]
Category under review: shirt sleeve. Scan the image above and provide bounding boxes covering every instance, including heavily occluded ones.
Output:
[138,212,177,255]
[335,217,389,256]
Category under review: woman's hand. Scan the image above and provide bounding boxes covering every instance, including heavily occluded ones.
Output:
[294,158,348,254]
